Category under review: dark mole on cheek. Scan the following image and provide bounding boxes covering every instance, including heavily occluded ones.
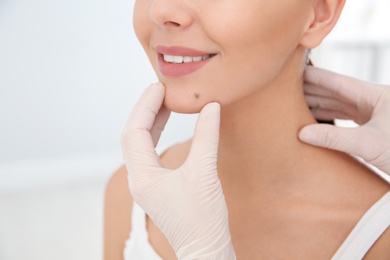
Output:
[194,92,200,99]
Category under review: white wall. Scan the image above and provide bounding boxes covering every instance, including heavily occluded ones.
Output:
[0,2,197,258]
[312,0,390,84]
[0,0,197,188]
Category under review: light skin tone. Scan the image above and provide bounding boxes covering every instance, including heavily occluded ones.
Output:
[134,0,318,113]
[104,0,390,259]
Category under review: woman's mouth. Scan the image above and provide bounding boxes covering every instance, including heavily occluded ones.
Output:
[162,54,214,64]
[155,46,216,77]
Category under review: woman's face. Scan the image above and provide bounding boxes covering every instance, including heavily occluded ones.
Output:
[133,0,314,113]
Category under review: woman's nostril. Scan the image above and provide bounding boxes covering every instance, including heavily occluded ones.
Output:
[149,3,193,29]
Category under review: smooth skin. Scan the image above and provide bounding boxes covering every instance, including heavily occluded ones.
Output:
[133,0,323,113]
[105,0,390,258]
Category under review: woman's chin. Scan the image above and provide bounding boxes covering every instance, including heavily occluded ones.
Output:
[163,97,204,114]
[161,81,220,114]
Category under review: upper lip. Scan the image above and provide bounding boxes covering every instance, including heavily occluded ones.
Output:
[155,45,215,56]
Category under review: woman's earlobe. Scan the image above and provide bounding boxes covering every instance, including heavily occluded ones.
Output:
[300,0,346,49]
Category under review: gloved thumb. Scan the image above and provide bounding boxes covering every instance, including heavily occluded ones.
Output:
[187,102,221,166]
[299,124,365,157]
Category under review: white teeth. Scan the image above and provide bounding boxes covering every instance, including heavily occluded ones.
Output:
[173,56,183,63]
[183,56,192,63]
[192,56,202,62]
[163,54,213,64]
[164,55,174,63]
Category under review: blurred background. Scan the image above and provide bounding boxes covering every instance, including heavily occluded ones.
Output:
[0,0,389,259]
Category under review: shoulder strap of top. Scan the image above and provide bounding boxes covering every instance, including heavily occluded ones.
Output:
[332,191,390,260]
[124,203,163,260]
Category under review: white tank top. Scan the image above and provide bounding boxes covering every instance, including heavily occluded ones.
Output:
[124,192,390,260]
[123,202,162,260]
[332,191,390,259]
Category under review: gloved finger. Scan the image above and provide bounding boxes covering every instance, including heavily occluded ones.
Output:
[304,82,333,98]
[187,102,221,167]
[121,83,165,169]
[304,83,352,105]
[305,93,368,123]
[298,124,378,161]
[304,67,378,107]
[310,108,360,123]
[305,95,357,114]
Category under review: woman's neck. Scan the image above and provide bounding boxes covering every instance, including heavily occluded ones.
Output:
[216,54,343,199]
[216,49,386,205]
[219,73,311,173]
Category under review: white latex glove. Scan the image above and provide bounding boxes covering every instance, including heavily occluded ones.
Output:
[299,66,390,174]
[121,83,236,260]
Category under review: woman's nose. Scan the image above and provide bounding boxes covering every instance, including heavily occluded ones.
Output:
[149,0,193,29]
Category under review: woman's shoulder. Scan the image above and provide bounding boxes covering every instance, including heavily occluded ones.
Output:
[104,165,133,259]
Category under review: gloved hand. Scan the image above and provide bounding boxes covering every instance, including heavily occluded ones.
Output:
[121,83,236,260]
[299,66,390,174]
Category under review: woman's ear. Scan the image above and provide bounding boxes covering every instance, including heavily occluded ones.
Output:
[300,0,346,48]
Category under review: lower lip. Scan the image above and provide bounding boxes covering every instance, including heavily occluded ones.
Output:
[157,54,212,77]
